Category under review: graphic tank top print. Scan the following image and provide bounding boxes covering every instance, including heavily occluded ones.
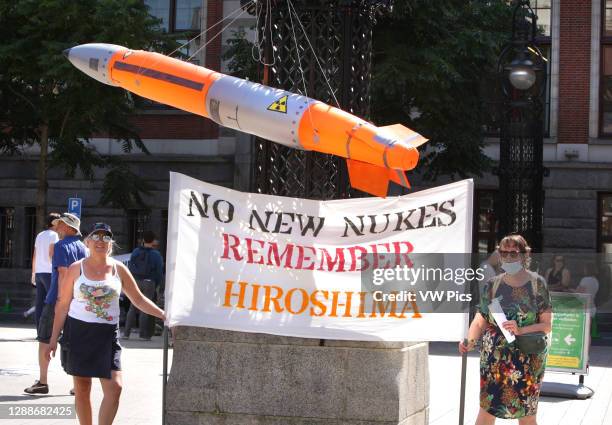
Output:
[68,260,122,324]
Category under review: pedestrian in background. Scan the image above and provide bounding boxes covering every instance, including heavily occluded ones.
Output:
[596,263,611,311]
[31,213,60,327]
[46,223,165,425]
[576,262,600,318]
[545,254,571,292]
[459,234,552,425]
[123,230,164,340]
[24,213,60,392]
[25,212,87,395]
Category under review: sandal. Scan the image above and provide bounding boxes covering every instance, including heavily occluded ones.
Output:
[24,380,48,394]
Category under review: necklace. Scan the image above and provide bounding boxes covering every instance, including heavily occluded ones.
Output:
[87,260,109,277]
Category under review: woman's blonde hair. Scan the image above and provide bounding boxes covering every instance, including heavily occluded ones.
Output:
[497,234,532,268]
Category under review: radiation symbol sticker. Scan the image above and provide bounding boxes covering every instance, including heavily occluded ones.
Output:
[267,95,288,113]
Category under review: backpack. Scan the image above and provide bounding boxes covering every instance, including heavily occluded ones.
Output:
[129,248,152,279]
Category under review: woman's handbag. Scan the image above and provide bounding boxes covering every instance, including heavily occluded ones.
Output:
[516,331,548,354]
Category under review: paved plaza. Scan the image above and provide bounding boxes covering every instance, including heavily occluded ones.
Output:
[0,324,170,425]
[429,342,612,425]
[1,324,611,424]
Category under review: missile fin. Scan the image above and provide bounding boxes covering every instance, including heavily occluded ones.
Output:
[346,159,390,198]
[380,124,428,148]
[388,169,411,189]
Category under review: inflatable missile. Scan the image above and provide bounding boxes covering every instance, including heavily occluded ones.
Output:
[64,44,428,197]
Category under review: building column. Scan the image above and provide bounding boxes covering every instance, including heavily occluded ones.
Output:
[558,0,592,145]
[204,0,223,71]
[589,0,602,140]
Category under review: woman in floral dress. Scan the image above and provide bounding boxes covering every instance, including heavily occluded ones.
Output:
[459,235,552,425]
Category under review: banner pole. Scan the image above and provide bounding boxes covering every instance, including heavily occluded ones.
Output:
[162,326,169,425]
[459,338,468,425]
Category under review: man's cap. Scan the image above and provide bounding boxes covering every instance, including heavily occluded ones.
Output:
[86,222,113,239]
[52,213,81,235]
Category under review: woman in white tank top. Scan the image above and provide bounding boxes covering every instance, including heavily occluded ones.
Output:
[46,223,165,425]
[68,260,122,324]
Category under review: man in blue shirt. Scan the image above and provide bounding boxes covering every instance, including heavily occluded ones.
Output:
[123,230,164,340]
[25,213,88,394]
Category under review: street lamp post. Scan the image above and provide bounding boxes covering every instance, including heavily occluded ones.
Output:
[497,0,547,252]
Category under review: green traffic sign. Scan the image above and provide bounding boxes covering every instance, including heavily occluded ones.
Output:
[546,292,591,374]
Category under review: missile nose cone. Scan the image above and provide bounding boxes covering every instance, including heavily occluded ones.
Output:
[64,43,125,87]
[62,48,71,59]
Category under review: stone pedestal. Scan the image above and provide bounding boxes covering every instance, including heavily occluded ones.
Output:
[166,327,429,425]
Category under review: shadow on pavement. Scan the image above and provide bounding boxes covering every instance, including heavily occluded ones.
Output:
[0,338,37,342]
[428,341,480,358]
[539,396,573,404]
[0,323,36,330]
[118,338,165,350]
[0,394,69,402]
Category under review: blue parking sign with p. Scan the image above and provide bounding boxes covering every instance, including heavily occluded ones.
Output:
[68,198,82,218]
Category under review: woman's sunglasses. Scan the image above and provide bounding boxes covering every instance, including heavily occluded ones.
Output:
[498,250,521,260]
[90,234,112,243]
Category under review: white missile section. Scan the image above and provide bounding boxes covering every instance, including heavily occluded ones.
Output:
[205,75,319,149]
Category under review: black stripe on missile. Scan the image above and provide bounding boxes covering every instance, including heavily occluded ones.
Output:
[113,61,204,91]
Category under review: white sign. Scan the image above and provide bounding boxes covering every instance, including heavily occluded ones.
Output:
[165,173,473,341]
[488,298,516,343]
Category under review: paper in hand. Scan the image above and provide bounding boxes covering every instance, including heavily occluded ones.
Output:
[488,298,516,343]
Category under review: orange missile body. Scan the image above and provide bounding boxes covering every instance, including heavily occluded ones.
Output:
[65,43,427,197]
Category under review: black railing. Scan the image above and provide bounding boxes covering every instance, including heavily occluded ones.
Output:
[251,0,389,200]
[0,207,16,268]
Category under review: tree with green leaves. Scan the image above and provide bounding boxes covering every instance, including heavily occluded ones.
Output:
[371,0,513,181]
[0,0,174,231]
[223,27,259,82]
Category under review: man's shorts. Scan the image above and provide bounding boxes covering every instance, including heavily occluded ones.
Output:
[36,303,55,344]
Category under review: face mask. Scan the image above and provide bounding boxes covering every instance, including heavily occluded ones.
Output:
[501,261,523,275]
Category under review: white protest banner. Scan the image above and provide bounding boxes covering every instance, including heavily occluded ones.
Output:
[165,172,473,341]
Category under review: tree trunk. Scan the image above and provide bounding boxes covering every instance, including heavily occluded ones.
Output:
[35,123,49,233]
